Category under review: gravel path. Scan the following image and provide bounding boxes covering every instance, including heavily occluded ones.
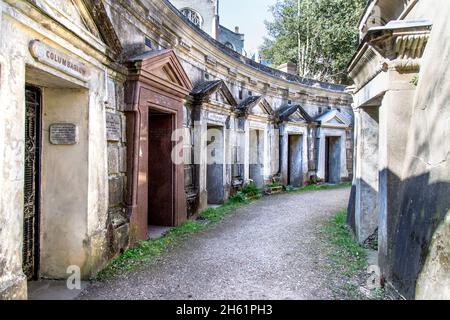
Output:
[80,188,350,300]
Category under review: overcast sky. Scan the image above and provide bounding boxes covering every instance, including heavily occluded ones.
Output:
[220,0,276,56]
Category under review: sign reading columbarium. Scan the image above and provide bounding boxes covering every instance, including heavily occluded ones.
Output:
[49,123,79,145]
[29,40,90,81]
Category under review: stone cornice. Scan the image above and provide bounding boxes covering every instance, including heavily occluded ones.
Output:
[348,43,388,92]
[349,21,431,92]
[358,0,419,39]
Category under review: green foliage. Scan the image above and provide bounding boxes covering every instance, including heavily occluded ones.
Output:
[97,221,206,280]
[240,182,262,197]
[411,75,419,87]
[199,200,245,223]
[322,210,367,276]
[286,181,352,193]
[260,0,367,84]
[229,191,248,204]
[98,196,252,280]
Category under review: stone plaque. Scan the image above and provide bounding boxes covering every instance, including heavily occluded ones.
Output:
[49,123,78,145]
[285,125,304,134]
[249,121,267,130]
[106,112,121,141]
[207,112,227,123]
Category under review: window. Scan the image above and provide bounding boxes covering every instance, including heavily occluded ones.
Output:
[318,107,323,114]
[225,42,235,50]
[239,89,243,100]
[181,8,203,28]
[288,100,292,105]
[248,91,253,96]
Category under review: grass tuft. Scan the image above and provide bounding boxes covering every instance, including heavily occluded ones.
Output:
[286,181,352,193]
[323,210,367,276]
[96,221,207,281]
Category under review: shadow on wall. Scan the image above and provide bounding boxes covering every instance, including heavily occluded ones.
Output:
[347,184,356,232]
[347,170,449,299]
[391,170,450,299]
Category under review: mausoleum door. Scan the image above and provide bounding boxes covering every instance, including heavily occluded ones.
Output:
[23,85,42,280]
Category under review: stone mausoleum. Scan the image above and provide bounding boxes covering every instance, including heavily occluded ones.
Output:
[348,0,450,300]
[0,0,353,299]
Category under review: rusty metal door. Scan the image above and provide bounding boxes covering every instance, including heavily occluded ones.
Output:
[23,85,42,280]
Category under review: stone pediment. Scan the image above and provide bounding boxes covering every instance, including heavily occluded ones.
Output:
[32,0,122,57]
[252,99,273,116]
[237,96,273,118]
[275,104,312,124]
[316,110,350,127]
[191,80,237,107]
[128,49,193,95]
[289,110,307,122]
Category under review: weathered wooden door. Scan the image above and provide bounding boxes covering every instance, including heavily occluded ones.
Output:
[23,85,42,280]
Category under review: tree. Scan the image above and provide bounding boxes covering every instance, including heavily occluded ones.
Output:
[260,0,367,84]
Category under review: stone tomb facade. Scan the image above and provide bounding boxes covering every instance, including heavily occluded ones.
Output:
[276,105,313,187]
[0,0,127,299]
[124,50,193,242]
[315,110,352,184]
[189,80,238,211]
[236,96,276,188]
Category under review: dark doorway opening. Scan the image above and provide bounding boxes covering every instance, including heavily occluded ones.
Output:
[148,112,175,227]
[206,125,224,205]
[288,134,303,187]
[325,136,341,184]
[23,85,42,280]
[249,129,265,188]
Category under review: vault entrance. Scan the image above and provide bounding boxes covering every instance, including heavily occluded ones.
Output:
[206,125,225,205]
[325,136,341,184]
[249,129,265,188]
[288,134,303,187]
[148,112,175,226]
[23,85,42,280]
[125,50,192,243]
[24,66,90,279]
